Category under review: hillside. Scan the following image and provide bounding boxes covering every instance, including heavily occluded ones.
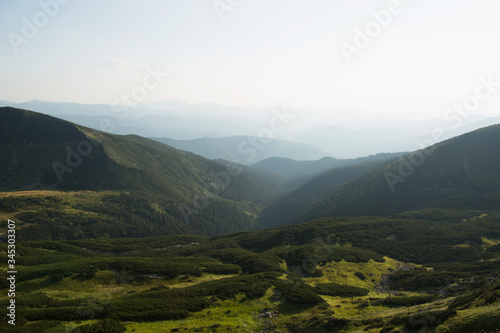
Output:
[258,156,401,227]
[252,153,403,189]
[1,210,499,332]
[151,136,331,165]
[1,109,500,332]
[0,107,281,238]
[252,156,340,179]
[257,124,500,227]
[301,124,500,222]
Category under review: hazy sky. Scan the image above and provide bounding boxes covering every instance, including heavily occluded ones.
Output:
[1,0,500,120]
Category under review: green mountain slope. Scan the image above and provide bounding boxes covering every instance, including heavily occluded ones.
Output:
[252,153,403,191]
[2,108,500,332]
[252,154,401,179]
[258,156,401,227]
[252,156,340,177]
[0,107,281,238]
[301,124,500,221]
[256,124,500,227]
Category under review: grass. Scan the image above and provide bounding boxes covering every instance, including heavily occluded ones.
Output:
[303,257,402,290]
[441,303,500,332]
[166,274,238,289]
[0,190,110,199]
[462,213,489,222]
[0,190,109,232]
[481,237,500,250]
[1,208,499,332]
[454,244,472,248]
[124,288,279,332]
[23,272,238,302]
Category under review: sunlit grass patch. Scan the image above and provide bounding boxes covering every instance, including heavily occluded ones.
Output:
[454,243,472,248]
[440,303,500,332]
[481,237,500,250]
[166,273,238,289]
[124,288,279,333]
[36,272,238,302]
[304,256,402,290]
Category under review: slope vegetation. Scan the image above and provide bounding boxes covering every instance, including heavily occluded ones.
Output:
[2,210,499,332]
[0,107,281,237]
[260,124,500,226]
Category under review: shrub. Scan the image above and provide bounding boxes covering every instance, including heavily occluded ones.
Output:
[373,295,436,307]
[314,283,369,297]
[72,318,126,333]
[275,280,325,305]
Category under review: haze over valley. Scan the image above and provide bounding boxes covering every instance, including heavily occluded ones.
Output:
[1,1,500,332]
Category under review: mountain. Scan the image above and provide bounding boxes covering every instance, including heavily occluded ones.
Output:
[3,100,500,158]
[252,153,403,181]
[2,107,500,332]
[0,107,281,238]
[258,156,402,227]
[284,117,500,158]
[0,101,279,139]
[151,136,331,165]
[274,124,500,225]
[252,156,340,179]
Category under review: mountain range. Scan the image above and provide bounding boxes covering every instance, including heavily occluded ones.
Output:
[258,124,500,227]
[0,107,282,237]
[1,106,500,332]
[151,136,331,164]
[2,106,500,237]
[3,100,500,158]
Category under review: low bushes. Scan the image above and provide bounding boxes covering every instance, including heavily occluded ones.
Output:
[314,283,369,297]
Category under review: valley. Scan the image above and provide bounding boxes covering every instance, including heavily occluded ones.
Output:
[1,108,500,332]
[3,1,500,331]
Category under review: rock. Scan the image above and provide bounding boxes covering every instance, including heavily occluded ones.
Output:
[259,311,273,318]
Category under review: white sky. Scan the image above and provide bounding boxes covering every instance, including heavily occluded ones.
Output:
[1,0,500,120]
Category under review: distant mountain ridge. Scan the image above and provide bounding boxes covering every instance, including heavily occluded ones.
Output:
[2,100,500,158]
[252,153,402,180]
[151,136,331,165]
[3,106,500,237]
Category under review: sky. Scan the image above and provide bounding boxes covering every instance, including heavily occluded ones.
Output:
[1,0,500,121]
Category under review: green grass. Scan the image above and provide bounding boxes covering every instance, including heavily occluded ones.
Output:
[440,304,500,332]
[304,257,401,290]
[124,289,279,332]
[1,209,500,332]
